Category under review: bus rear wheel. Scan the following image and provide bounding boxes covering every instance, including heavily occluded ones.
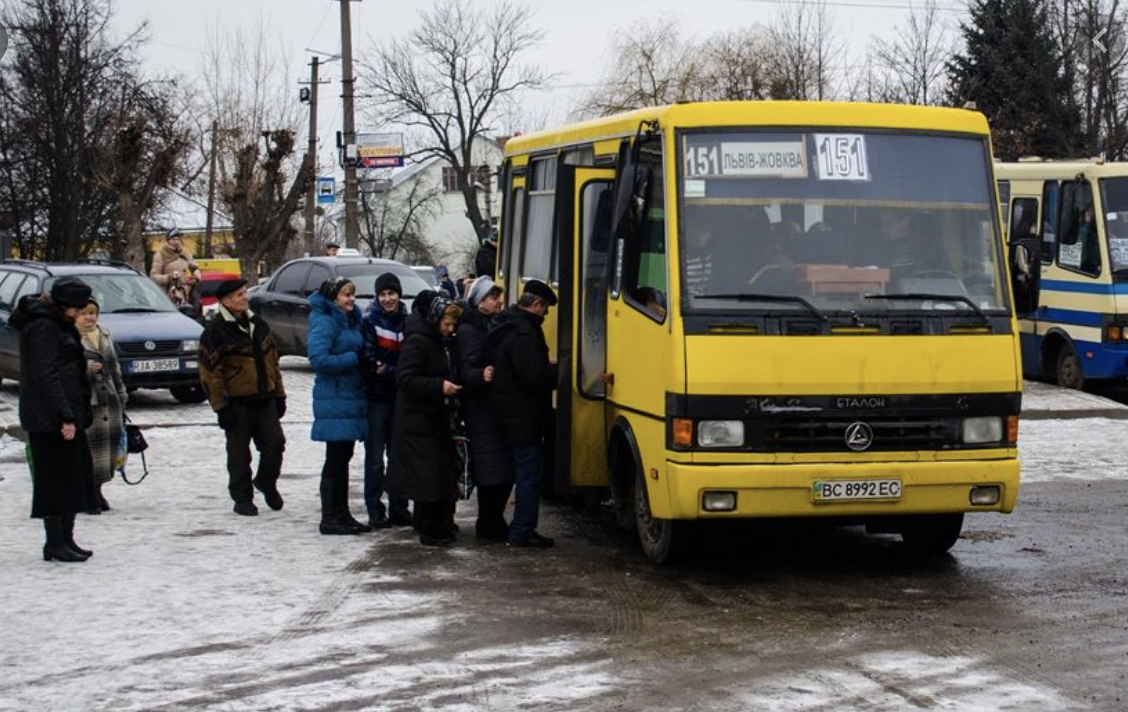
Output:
[634,470,693,564]
[900,513,963,555]
[1055,345,1085,390]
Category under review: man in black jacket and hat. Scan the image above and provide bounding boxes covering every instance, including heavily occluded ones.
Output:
[487,278,558,548]
[199,278,287,516]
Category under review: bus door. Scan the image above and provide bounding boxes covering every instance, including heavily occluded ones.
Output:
[554,166,616,491]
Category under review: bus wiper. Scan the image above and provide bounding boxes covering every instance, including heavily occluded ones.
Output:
[864,293,991,324]
[109,307,161,313]
[697,293,827,322]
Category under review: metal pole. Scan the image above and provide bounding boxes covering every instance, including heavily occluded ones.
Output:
[204,120,218,257]
[339,0,360,249]
[303,56,321,256]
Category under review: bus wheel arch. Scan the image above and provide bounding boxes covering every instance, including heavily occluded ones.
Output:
[1044,332,1085,390]
[1039,331,1070,385]
[608,419,641,531]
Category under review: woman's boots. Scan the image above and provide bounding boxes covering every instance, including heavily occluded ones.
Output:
[318,471,371,535]
[42,516,88,562]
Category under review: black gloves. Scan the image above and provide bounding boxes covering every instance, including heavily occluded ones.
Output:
[276,397,287,419]
[217,408,234,431]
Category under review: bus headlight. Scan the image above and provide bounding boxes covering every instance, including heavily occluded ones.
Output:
[698,420,744,447]
[962,416,1003,444]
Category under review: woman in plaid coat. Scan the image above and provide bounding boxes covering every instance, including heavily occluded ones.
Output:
[76,300,127,512]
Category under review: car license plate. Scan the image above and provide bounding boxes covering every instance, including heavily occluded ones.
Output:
[813,478,901,502]
[130,358,180,373]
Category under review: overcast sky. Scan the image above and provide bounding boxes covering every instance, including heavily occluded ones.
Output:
[103,0,965,196]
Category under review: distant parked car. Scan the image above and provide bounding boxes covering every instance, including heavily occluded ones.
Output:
[0,260,206,403]
[412,265,441,290]
[249,256,432,357]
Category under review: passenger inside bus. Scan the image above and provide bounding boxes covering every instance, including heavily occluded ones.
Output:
[683,204,769,295]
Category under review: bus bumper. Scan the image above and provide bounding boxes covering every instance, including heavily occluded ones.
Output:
[661,459,1020,520]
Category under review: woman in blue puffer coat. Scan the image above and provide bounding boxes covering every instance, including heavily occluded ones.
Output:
[308,277,370,536]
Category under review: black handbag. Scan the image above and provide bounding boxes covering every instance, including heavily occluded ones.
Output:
[121,415,150,485]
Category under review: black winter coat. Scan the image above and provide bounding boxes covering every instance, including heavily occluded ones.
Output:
[475,241,497,279]
[487,306,557,446]
[455,308,512,487]
[11,296,92,433]
[386,314,459,503]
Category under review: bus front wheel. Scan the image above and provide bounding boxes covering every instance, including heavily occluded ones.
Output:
[1056,345,1085,390]
[900,513,963,555]
[634,470,693,564]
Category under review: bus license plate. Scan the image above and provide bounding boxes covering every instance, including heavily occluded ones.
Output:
[130,358,180,373]
[814,478,901,502]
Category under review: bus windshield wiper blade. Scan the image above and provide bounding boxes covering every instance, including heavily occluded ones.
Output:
[864,293,991,324]
[697,293,827,322]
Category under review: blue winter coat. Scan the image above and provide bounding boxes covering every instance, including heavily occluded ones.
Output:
[307,292,367,442]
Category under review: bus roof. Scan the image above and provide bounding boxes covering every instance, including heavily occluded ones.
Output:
[995,159,1128,180]
[504,101,991,156]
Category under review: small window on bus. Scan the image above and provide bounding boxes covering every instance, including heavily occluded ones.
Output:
[501,185,525,282]
[522,156,556,281]
[1058,179,1099,276]
[624,140,668,322]
[1009,198,1039,242]
[1041,181,1060,264]
[997,180,1011,228]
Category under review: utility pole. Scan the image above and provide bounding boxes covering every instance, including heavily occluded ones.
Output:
[300,56,330,256]
[338,0,361,249]
[204,120,219,258]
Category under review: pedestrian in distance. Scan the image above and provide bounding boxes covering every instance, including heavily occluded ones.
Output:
[11,277,99,562]
[199,279,287,517]
[308,277,371,535]
[475,229,498,279]
[387,290,464,547]
[75,298,127,514]
[436,265,458,299]
[150,228,200,307]
[455,276,513,542]
[359,272,412,529]
[487,279,559,548]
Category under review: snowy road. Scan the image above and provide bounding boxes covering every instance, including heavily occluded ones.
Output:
[1,364,1127,711]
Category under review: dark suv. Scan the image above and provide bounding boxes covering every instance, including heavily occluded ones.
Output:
[249,256,431,356]
[0,260,206,403]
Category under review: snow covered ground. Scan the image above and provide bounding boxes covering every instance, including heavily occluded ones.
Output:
[1,367,1125,711]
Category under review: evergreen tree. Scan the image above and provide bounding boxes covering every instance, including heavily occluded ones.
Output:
[948,0,1080,160]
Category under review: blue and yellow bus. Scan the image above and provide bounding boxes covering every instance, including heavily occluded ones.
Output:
[996,160,1128,389]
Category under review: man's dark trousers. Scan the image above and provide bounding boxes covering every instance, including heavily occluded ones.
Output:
[225,398,286,504]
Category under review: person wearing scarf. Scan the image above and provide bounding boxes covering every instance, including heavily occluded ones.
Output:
[75,299,127,513]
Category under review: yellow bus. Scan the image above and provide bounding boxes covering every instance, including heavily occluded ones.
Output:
[498,101,1024,563]
[995,160,1128,389]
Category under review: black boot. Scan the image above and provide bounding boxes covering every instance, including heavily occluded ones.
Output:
[63,513,92,557]
[43,517,87,562]
[319,471,358,535]
[337,473,371,533]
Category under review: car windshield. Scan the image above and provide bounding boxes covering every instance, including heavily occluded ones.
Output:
[1099,177,1128,272]
[337,264,432,298]
[679,130,1009,315]
[46,274,176,313]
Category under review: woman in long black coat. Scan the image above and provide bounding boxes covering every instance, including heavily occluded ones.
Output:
[386,291,464,547]
[11,277,99,562]
[456,276,513,541]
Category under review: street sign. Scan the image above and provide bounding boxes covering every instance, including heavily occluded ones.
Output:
[316,177,336,204]
[356,132,404,169]
[358,156,404,168]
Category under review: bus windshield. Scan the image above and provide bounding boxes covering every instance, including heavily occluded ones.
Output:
[678,130,1008,315]
[1099,177,1128,272]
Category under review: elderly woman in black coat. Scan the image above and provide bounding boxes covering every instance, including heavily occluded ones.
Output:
[387,290,464,547]
[456,276,512,542]
[11,277,99,562]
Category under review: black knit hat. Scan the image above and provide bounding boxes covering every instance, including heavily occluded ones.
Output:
[50,277,93,308]
[215,278,247,300]
[375,272,402,297]
[317,276,351,301]
[413,289,438,317]
[522,278,557,306]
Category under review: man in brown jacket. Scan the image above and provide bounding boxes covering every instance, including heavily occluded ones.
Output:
[199,279,287,516]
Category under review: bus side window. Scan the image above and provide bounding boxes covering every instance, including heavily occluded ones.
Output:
[1041,181,1059,265]
[1009,198,1039,241]
[625,145,668,321]
[1058,180,1099,276]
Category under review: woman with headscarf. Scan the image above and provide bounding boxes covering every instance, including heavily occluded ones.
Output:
[75,299,128,513]
[308,277,370,536]
[11,277,98,562]
[456,276,513,542]
[387,290,464,547]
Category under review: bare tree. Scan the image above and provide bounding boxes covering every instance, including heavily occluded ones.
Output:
[870,0,953,105]
[198,17,309,278]
[0,0,182,261]
[358,174,442,265]
[364,0,550,242]
[767,0,842,100]
[699,28,775,101]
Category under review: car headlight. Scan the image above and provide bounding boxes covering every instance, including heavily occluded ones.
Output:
[181,339,200,352]
[697,420,744,447]
[962,416,1003,444]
